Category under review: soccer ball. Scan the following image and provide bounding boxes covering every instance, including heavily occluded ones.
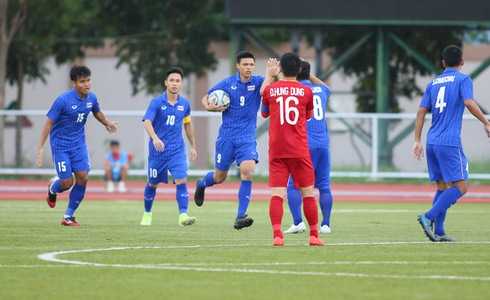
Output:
[208,90,230,108]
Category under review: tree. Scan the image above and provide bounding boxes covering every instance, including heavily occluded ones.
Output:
[0,0,26,166]
[98,0,227,94]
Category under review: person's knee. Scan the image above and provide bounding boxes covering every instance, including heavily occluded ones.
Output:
[175,178,187,185]
[60,177,74,190]
[240,162,255,180]
[457,184,468,195]
[75,173,88,186]
[271,188,286,199]
[300,186,315,198]
[214,171,227,184]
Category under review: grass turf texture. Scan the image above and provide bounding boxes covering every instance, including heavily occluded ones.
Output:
[1,200,490,300]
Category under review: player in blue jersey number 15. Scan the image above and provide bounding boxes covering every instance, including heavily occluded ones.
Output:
[36,66,118,226]
[413,45,490,242]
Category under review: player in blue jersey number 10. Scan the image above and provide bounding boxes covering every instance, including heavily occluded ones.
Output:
[413,45,490,242]
[36,66,118,226]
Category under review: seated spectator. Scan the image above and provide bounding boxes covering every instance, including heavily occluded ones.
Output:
[104,140,129,192]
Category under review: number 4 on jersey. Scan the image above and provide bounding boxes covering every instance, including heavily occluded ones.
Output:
[435,86,447,113]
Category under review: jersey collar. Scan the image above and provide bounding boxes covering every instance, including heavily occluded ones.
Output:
[161,92,181,106]
[71,89,88,102]
[443,67,458,74]
[235,73,253,84]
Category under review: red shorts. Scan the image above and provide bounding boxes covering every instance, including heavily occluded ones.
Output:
[269,157,314,188]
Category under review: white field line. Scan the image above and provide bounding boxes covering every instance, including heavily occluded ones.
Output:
[2,185,490,198]
[35,243,490,282]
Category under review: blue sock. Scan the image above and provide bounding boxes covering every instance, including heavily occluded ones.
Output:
[144,184,157,213]
[319,189,333,226]
[50,178,63,194]
[64,184,86,218]
[426,187,462,221]
[237,180,252,218]
[176,183,189,214]
[431,190,446,236]
[198,172,215,188]
[287,185,303,225]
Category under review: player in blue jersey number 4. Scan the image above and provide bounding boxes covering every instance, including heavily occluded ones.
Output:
[140,67,198,227]
[36,66,118,226]
[194,51,267,230]
[413,45,490,242]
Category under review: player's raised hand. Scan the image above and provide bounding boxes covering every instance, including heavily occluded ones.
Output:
[105,120,119,133]
[189,147,197,161]
[153,138,165,152]
[412,142,424,160]
[266,58,280,77]
[35,147,43,167]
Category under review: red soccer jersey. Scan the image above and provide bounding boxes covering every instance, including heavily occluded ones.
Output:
[262,80,313,159]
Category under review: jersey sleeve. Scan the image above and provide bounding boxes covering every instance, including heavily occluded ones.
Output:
[321,85,331,98]
[419,84,432,110]
[208,78,228,94]
[142,99,158,122]
[183,102,191,124]
[261,86,270,118]
[46,97,64,122]
[91,95,101,113]
[460,77,474,101]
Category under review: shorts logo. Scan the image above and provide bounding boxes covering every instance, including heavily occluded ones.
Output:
[161,105,167,110]
[231,85,237,90]
[247,85,255,91]
[177,105,184,111]
[86,102,93,109]
[71,105,78,110]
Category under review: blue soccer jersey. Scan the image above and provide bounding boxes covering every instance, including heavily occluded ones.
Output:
[143,93,191,159]
[300,80,331,149]
[107,151,128,180]
[46,89,100,151]
[420,68,473,147]
[208,74,264,141]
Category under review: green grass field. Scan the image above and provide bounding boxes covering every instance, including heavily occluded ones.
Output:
[1,200,490,300]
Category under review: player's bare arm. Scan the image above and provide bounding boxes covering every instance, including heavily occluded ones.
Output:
[309,74,327,87]
[184,121,198,161]
[413,107,428,160]
[35,119,54,167]
[94,111,118,133]
[464,99,490,137]
[143,120,164,152]
[201,94,227,112]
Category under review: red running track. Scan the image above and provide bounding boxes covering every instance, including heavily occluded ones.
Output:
[1,179,490,203]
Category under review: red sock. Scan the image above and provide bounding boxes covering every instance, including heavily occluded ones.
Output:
[269,195,284,239]
[303,196,319,238]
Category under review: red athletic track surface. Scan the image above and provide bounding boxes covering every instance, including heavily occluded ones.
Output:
[1,179,490,203]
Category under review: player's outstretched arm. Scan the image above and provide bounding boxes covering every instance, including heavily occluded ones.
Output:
[94,111,118,133]
[309,74,328,87]
[412,107,428,160]
[184,122,197,161]
[201,95,227,112]
[143,120,164,152]
[464,99,490,137]
[35,119,53,167]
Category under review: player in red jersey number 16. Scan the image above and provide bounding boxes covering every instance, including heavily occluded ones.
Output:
[261,53,324,247]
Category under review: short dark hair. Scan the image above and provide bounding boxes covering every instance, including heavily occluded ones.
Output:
[442,45,463,67]
[236,51,255,64]
[165,67,184,80]
[70,65,91,81]
[109,140,120,147]
[297,61,311,81]
[280,52,301,77]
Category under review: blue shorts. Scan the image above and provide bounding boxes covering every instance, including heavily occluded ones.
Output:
[215,137,258,171]
[288,147,331,190]
[426,144,468,183]
[147,151,187,185]
[51,146,90,179]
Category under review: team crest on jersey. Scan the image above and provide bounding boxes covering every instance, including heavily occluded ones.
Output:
[161,105,167,110]
[177,105,184,111]
[312,87,322,93]
[247,85,256,91]
[86,102,93,109]
[71,105,78,110]
[231,85,237,90]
